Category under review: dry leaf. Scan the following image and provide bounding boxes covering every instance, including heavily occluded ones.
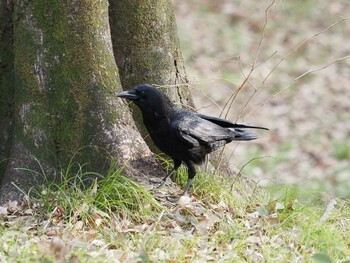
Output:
[194,212,220,235]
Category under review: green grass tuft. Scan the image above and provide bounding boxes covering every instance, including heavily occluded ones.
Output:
[94,167,163,221]
[26,162,162,225]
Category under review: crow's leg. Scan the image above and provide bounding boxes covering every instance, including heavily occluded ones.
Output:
[156,159,181,188]
[183,162,196,196]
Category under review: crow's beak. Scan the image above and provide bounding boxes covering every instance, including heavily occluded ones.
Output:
[116,90,138,100]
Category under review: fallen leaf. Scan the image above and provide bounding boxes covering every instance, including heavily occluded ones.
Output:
[194,212,220,235]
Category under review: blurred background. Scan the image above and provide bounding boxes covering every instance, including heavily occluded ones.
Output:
[173,0,350,199]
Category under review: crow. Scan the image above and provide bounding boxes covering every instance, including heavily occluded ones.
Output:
[117,84,268,196]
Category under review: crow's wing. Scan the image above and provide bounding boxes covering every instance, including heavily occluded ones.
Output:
[197,114,268,130]
[171,113,235,149]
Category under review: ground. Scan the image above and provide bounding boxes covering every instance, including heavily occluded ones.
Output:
[174,0,350,197]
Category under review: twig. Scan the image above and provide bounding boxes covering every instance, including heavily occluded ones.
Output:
[264,17,350,88]
[287,17,349,58]
[294,54,350,81]
[191,81,232,112]
[224,0,276,121]
[246,54,350,117]
[243,17,350,118]
[254,0,276,66]
[237,156,273,177]
[231,156,273,192]
[255,50,278,69]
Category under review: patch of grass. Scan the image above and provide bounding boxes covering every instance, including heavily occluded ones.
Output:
[151,137,350,262]
[158,153,269,213]
[26,161,163,226]
[95,167,162,221]
[215,194,350,262]
[1,163,350,262]
[332,140,350,161]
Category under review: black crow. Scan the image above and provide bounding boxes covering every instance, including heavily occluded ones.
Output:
[117,84,268,195]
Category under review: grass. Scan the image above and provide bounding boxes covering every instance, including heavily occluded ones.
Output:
[1,162,349,262]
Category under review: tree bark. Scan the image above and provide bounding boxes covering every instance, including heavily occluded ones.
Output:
[0,0,163,204]
[0,0,15,183]
[0,0,233,204]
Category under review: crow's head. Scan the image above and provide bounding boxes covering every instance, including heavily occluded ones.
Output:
[116,84,172,115]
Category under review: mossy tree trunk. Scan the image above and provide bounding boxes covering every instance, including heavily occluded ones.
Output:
[0,0,164,204]
[0,1,15,181]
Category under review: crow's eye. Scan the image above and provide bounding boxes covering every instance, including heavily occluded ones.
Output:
[139,89,146,97]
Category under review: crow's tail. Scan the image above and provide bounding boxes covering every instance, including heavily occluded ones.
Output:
[231,124,269,130]
[197,114,268,130]
[230,128,258,141]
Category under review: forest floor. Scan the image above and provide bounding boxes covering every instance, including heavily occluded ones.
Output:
[1,0,350,262]
[175,0,350,198]
[1,166,349,262]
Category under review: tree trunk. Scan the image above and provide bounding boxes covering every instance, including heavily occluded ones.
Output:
[0,0,15,183]
[0,0,163,204]
[0,0,233,204]
[109,0,195,150]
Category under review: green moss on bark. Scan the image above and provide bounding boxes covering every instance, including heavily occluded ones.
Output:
[12,0,122,170]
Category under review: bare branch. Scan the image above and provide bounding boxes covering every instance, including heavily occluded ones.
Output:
[294,54,350,81]
[223,0,276,121]
[243,15,350,119]
[287,17,350,58]
[254,0,276,66]
[246,54,350,117]
[259,16,350,91]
